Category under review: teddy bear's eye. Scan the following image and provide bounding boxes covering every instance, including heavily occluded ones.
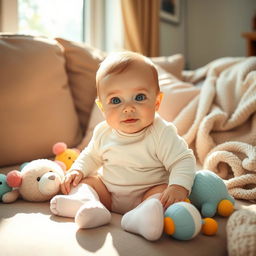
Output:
[37,177,41,182]
[68,157,71,160]
[0,181,2,185]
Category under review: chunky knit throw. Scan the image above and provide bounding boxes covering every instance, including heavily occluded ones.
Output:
[226,205,256,256]
[175,57,256,201]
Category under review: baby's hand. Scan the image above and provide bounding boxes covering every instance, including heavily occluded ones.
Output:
[61,169,83,195]
[159,185,188,210]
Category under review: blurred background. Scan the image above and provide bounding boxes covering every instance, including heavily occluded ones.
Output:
[0,0,255,69]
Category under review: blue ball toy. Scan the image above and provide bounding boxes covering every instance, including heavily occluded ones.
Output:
[164,202,202,240]
[164,202,218,240]
[0,173,12,201]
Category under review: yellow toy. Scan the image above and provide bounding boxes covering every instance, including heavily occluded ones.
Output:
[52,142,80,171]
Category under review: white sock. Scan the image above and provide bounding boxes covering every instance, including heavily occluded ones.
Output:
[75,200,111,229]
[50,183,99,218]
[121,194,164,241]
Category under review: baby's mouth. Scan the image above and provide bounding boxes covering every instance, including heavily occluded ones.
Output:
[123,118,138,123]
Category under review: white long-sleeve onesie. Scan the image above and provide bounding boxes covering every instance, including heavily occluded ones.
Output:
[71,115,196,209]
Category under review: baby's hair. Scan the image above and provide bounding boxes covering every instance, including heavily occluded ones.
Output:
[96,51,159,95]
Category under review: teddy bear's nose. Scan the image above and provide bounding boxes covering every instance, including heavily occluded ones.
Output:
[48,175,56,181]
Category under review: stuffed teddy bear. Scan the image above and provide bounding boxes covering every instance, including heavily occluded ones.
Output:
[0,173,13,202]
[52,142,80,170]
[164,201,218,240]
[5,159,65,202]
[189,170,235,218]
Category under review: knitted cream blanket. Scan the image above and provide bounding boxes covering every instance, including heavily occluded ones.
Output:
[174,57,256,201]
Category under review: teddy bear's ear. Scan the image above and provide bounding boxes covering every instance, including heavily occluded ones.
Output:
[52,142,67,155]
[54,160,67,172]
[19,162,29,171]
[6,170,22,188]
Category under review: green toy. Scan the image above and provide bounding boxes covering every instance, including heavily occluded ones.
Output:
[189,170,235,218]
[0,173,12,202]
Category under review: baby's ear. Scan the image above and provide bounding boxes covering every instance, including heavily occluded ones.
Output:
[95,99,104,112]
[155,92,163,111]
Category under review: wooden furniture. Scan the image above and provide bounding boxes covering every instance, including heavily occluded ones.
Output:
[242,32,256,56]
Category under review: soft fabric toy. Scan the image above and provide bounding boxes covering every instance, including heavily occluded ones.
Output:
[0,174,13,202]
[52,142,80,170]
[164,202,218,240]
[189,170,235,218]
[5,159,65,202]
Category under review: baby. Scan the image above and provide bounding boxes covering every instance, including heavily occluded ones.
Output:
[50,51,196,241]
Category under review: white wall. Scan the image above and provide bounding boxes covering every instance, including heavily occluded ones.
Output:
[160,0,186,58]
[160,0,256,69]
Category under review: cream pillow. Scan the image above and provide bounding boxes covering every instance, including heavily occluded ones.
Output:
[151,54,184,80]
[157,65,201,122]
[77,102,104,150]
[56,38,105,132]
[0,35,82,166]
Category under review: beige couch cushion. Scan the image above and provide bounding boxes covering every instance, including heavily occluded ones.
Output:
[151,53,185,80]
[0,35,82,166]
[157,65,201,122]
[55,38,105,133]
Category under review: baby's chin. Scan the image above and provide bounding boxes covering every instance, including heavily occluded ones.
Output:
[119,123,152,134]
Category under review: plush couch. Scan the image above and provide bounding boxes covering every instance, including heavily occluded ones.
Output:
[0,35,254,256]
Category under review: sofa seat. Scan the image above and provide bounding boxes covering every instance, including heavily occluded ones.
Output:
[0,199,234,256]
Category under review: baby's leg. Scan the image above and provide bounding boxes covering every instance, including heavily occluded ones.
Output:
[75,176,111,228]
[121,184,167,241]
[50,176,111,228]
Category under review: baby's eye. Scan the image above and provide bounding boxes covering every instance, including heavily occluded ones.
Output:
[135,93,146,101]
[110,97,121,104]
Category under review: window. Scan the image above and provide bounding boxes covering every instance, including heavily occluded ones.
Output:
[18,0,84,42]
[3,0,124,51]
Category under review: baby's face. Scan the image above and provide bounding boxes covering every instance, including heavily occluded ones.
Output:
[97,61,162,134]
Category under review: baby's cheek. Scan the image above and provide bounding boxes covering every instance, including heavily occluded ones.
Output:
[105,110,120,127]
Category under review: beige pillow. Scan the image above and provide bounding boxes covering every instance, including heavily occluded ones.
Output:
[55,38,105,133]
[77,102,104,150]
[157,66,200,122]
[0,35,82,166]
[151,54,184,80]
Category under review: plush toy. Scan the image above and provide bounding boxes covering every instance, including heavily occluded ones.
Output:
[189,170,235,218]
[5,159,65,202]
[52,142,80,170]
[0,174,13,202]
[164,202,218,240]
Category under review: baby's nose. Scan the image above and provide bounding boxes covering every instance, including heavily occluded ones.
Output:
[123,104,135,113]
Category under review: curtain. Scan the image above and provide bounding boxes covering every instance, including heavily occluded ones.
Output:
[121,0,160,57]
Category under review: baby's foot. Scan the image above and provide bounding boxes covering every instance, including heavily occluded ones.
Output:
[121,198,164,241]
[50,183,99,218]
[50,194,85,217]
[75,201,111,228]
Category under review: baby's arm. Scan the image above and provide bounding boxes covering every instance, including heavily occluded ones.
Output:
[157,123,196,208]
[159,184,188,209]
[60,123,106,195]
[61,170,84,195]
